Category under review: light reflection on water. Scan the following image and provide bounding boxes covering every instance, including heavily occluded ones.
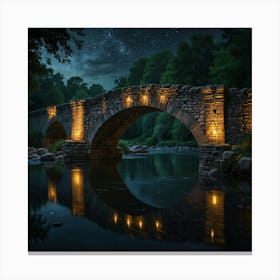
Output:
[28,152,251,251]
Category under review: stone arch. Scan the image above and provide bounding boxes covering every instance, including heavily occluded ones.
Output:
[44,120,67,147]
[89,104,205,160]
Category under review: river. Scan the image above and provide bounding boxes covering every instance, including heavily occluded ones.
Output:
[28,151,251,251]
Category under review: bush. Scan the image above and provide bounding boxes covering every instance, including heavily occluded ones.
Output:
[47,139,65,155]
[117,139,131,154]
[28,129,43,147]
[235,132,252,159]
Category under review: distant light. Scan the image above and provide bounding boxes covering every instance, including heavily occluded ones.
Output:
[126,216,132,227]
[212,195,217,205]
[113,213,118,224]
[211,228,215,243]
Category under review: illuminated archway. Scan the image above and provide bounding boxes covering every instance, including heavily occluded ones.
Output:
[90,106,201,160]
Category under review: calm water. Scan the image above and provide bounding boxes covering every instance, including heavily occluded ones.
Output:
[28,151,251,251]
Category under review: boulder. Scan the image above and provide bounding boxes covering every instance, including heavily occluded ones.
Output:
[40,152,55,162]
[37,148,48,155]
[222,151,235,160]
[28,153,40,159]
[208,168,219,177]
[239,157,252,173]
[129,145,149,153]
[28,147,37,154]
[56,151,64,156]
[56,155,65,161]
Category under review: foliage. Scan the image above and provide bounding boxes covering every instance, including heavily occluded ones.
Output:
[121,112,197,147]
[127,58,148,85]
[141,51,172,84]
[28,213,50,244]
[47,139,65,154]
[28,129,43,147]
[234,132,252,159]
[161,35,215,85]
[29,70,105,110]
[28,28,84,94]
[209,29,251,88]
[117,139,131,154]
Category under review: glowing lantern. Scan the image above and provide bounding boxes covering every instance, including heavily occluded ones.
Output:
[159,94,166,104]
[47,106,56,120]
[141,94,149,105]
[124,96,133,108]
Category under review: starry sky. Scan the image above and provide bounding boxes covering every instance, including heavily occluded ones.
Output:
[50,28,222,90]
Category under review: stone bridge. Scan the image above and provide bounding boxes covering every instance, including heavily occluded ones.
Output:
[28,84,252,174]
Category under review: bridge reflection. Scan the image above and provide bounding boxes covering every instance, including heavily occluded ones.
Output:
[204,191,224,245]
[40,161,228,247]
[71,168,85,216]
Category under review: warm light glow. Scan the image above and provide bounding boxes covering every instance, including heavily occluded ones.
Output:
[71,168,85,216]
[141,94,149,105]
[47,106,56,120]
[71,100,85,141]
[126,216,132,227]
[113,213,118,224]
[160,94,166,103]
[138,220,143,229]
[124,95,133,108]
[210,228,215,243]
[155,220,162,231]
[205,191,224,245]
[213,129,217,136]
[212,195,217,205]
[48,181,57,203]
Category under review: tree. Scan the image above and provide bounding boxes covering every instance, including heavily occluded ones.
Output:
[28,67,66,110]
[28,28,84,108]
[127,58,148,85]
[142,51,172,84]
[209,29,251,88]
[114,76,128,88]
[65,76,85,101]
[161,35,215,85]
[88,84,105,98]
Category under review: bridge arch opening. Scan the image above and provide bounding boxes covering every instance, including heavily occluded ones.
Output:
[90,106,200,160]
[44,121,67,147]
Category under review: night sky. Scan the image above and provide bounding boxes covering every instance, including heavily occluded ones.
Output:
[50,28,222,90]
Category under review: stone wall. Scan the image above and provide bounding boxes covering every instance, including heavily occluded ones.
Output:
[199,144,231,176]
[224,88,252,144]
[28,84,251,173]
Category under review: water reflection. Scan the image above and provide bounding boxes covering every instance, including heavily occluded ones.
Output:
[47,181,57,203]
[204,191,224,245]
[71,168,85,216]
[28,152,251,251]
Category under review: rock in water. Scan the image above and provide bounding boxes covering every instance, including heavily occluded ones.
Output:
[239,157,252,173]
[37,147,48,155]
[40,152,55,162]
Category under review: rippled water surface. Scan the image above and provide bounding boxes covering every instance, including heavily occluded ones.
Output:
[28,151,251,251]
